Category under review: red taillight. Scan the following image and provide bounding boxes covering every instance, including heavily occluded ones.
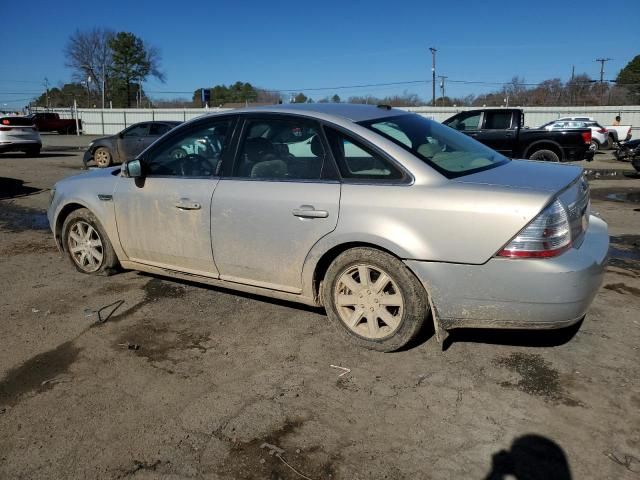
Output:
[597,128,607,134]
[0,127,12,131]
[1,119,9,125]
[581,131,591,144]
[497,199,572,259]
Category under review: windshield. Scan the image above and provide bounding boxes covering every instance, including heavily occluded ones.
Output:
[359,114,509,177]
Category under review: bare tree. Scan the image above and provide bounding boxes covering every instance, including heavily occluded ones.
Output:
[64,28,115,101]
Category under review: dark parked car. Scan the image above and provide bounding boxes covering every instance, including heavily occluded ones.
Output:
[84,121,181,168]
[28,112,81,134]
[443,108,594,163]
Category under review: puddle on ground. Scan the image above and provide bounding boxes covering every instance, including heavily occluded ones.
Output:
[493,353,581,406]
[0,341,81,407]
[606,192,640,203]
[219,418,338,480]
[591,187,640,205]
[584,169,640,181]
[0,203,49,232]
[608,235,640,275]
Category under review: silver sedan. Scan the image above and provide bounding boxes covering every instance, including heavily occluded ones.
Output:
[47,104,609,351]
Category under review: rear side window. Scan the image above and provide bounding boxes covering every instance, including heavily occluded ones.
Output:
[484,111,512,129]
[324,127,403,181]
[150,123,171,135]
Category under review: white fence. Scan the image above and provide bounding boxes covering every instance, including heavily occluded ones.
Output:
[35,105,640,136]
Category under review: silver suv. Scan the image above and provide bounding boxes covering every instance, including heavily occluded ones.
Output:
[48,104,608,351]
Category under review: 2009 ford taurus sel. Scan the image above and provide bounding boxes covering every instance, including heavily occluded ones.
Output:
[48,104,609,351]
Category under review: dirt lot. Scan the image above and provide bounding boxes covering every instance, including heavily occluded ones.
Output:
[1,134,639,479]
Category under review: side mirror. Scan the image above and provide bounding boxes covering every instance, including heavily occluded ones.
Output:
[125,159,143,178]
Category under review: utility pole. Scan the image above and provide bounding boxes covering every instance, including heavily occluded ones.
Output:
[595,57,612,104]
[44,77,49,109]
[438,76,447,106]
[101,63,106,109]
[570,65,575,105]
[429,47,436,107]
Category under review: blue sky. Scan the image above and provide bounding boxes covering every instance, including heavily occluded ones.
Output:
[2,0,639,107]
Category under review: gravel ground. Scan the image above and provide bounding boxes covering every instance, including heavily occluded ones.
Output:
[0,134,639,479]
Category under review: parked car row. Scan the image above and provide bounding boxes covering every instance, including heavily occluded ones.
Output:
[50,104,608,351]
[442,108,594,162]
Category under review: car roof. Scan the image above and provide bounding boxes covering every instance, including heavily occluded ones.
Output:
[206,103,408,123]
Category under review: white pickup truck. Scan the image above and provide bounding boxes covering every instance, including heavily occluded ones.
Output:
[557,116,632,147]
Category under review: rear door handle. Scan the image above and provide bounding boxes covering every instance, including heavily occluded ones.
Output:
[292,206,329,219]
[175,199,201,210]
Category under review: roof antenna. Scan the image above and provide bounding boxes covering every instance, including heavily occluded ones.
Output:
[377,104,392,110]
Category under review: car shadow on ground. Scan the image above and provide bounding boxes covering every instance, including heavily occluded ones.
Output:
[442,319,583,351]
[484,434,572,480]
[0,177,43,199]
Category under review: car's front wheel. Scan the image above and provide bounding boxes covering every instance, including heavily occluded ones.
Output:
[62,208,118,274]
[322,247,429,352]
[94,147,112,168]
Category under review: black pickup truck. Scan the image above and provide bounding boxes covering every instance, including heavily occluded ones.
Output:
[443,108,594,162]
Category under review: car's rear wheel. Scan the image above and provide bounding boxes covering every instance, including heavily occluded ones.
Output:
[24,147,40,157]
[322,247,429,352]
[590,140,599,152]
[529,149,560,162]
[94,147,112,168]
[62,208,118,274]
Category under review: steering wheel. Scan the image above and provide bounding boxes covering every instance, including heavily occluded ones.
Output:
[178,153,213,176]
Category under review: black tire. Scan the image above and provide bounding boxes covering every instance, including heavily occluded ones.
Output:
[94,147,112,168]
[590,140,599,152]
[62,208,118,275]
[321,247,429,352]
[24,147,40,157]
[529,149,560,162]
[607,135,615,150]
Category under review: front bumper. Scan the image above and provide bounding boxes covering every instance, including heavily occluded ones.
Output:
[406,215,609,331]
[82,149,93,167]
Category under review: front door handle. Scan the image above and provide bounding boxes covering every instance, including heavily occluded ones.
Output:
[175,199,201,210]
[292,206,329,219]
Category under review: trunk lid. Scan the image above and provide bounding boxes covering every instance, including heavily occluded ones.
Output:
[456,159,590,251]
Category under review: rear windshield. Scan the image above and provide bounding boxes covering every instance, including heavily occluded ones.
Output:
[359,114,509,178]
[1,117,34,126]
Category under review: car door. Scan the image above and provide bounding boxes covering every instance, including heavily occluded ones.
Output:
[116,123,151,161]
[211,115,340,293]
[113,117,236,276]
[474,110,516,156]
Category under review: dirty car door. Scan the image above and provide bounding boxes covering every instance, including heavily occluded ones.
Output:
[117,123,150,162]
[211,116,340,293]
[114,119,234,276]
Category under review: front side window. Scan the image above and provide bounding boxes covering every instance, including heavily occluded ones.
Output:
[145,120,232,177]
[360,114,509,177]
[446,112,481,131]
[324,127,403,181]
[234,118,325,180]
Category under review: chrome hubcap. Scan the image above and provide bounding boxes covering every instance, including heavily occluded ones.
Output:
[68,221,103,272]
[334,264,404,339]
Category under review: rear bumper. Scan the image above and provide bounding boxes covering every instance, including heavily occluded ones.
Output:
[0,141,42,153]
[406,215,609,331]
